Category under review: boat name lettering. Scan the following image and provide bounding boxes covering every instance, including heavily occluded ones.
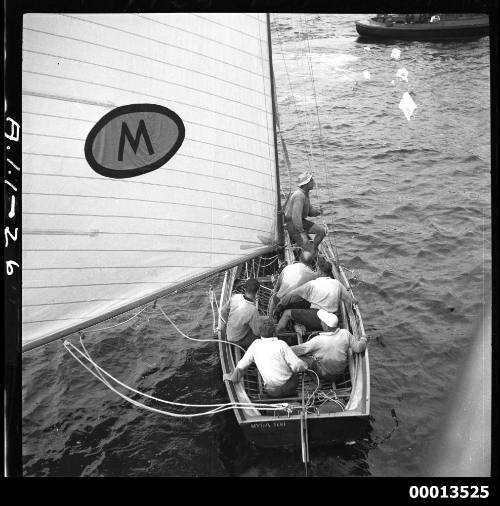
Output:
[250,421,287,429]
[85,104,185,179]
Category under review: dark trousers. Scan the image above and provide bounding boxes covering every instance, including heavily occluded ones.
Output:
[289,308,323,330]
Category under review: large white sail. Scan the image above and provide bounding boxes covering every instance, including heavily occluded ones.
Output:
[22,13,278,350]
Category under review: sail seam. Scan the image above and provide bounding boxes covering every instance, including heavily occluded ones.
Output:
[23,231,264,244]
[60,14,270,78]
[23,192,274,213]
[24,281,201,289]
[23,109,271,145]
[23,212,272,232]
[136,14,270,61]
[23,70,268,128]
[22,168,274,192]
[24,249,259,254]
[23,262,242,271]
[23,28,267,96]
[23,151,274,178]
[191,13,265,42]
[22,89,115,108]
[23,50,269,115]
[23,130,273,162]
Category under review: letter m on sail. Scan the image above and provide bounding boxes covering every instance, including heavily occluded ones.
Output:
[118,120,155,161]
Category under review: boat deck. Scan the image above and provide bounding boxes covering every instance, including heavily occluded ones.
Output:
[243,362,351,417]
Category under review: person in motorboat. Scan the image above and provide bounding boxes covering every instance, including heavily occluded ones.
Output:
[228,318,308,398]
[268,250,317,318]
[219,278,261,348]
[290,310,367,382]
[284,171,326,253]
[274,258,356,333]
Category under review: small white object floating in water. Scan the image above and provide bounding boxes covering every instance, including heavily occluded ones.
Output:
[399,92,418,121]
[391,48,401,60]
[396,67,409,82]
[390,80,395,85]
[364,46,371,51]
[362,70,371,80]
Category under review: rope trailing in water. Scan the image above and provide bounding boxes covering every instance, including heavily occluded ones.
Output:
[63,337,288,416]
[158,304,246,353]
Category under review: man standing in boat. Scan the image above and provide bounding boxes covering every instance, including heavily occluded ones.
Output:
[285,171,326,253]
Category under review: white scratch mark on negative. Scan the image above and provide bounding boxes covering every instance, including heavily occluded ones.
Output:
[396,67,409,82]
[362,70,371,80]
[399,92,418,121]
[391,48,401,60]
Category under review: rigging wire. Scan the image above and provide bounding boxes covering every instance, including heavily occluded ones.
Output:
[158,304,246,353]
[274,15,312,174]
[274,14,342,262]
[64,338,287,415]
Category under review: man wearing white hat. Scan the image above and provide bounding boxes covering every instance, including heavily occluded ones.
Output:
[284,171,326,253]
[291,309,367,381]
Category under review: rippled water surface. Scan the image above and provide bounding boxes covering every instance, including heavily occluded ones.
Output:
[22,14,491,477]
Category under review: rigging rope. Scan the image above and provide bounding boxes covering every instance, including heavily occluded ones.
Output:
[274,14,342,262]
[158,304,246,353]
[64,337,288,416]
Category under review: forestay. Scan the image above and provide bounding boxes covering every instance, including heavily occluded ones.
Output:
[22,13,278,351]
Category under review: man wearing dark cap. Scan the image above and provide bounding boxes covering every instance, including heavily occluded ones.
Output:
[275,258,356,332]
[220,278,261,348]
[285,171,326,253]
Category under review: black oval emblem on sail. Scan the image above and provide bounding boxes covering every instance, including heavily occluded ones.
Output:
[84,104,185,178]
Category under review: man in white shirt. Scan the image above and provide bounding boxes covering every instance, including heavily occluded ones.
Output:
[269,250,317,317]
[291,310,367,381]
[275,258,356,333]
[229,319,308,398]
[220,278,261,348]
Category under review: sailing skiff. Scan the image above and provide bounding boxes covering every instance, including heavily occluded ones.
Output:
[218,237,370,448]
[21,12,369,457]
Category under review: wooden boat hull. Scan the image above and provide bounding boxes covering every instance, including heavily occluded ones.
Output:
[218,240,370,449]
[355,16,489,40]
[240,413,370,448]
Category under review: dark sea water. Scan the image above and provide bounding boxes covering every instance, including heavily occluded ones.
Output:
[21,14,491,477]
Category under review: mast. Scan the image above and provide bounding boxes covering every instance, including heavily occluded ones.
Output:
[267,13,285,253]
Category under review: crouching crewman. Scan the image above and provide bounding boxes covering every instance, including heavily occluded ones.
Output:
[227,318,308,398]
